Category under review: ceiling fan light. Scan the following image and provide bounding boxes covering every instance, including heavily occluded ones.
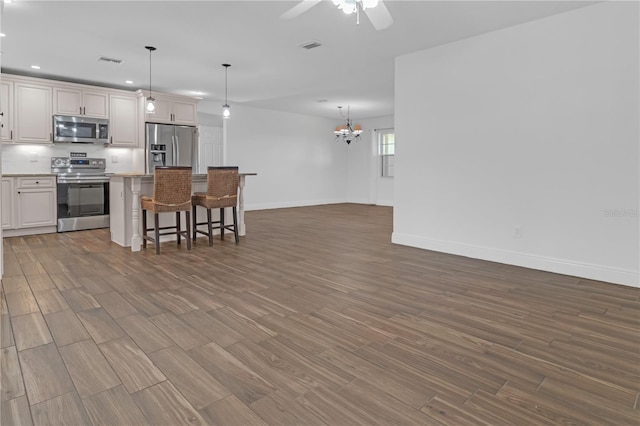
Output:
[342,3,356,14]
[222,104,230,119]
[362,0,378,9]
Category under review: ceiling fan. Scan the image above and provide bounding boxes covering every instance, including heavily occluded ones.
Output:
[281,0,394,31]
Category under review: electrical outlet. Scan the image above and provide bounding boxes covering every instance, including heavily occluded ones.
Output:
[112,155,118,163]
[513,225,522,238]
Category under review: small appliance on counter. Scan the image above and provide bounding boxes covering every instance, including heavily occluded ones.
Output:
[145,123,198,173]
[51,157,110,232]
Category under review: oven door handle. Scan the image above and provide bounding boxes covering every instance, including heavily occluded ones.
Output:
[57,179,110,184]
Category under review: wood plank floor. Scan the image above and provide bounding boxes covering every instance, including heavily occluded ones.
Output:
[1,203,638,425]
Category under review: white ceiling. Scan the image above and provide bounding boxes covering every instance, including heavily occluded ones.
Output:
[1,1,594,120]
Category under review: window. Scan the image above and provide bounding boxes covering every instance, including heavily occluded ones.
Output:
[378,130,395,177]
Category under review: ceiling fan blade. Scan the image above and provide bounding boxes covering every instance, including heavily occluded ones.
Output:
[280,0,323,20]
[365,1,394,30]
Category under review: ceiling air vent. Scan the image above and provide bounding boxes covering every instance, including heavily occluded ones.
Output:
[299,40,322,50]
[97,56,124,65]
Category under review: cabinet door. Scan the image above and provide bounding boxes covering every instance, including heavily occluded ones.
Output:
[83,90,109,118]
[0,81,14,142]
[1,178,16,230]
[54,87,83,115]
[110,94,138,147]
[172,100,197,125]
[145,97,172,123]
[15,83,52,143]
[17,188,56,228]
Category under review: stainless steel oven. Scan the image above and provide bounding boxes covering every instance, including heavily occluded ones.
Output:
[52,157,110,232]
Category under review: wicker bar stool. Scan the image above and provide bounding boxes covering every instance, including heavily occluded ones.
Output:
[141,166,193,255]
[192,166,240,246]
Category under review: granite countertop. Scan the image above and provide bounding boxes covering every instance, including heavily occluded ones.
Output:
[111,172,257,178]
[3,173,57,177]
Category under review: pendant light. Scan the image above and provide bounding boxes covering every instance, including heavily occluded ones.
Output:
[145,46,157,114]
[222,63,231,119]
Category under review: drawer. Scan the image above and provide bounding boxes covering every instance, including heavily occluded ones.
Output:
[17,177,56,188]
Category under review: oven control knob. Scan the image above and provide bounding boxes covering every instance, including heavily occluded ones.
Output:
[54,158,67,167]
[91,160,97,165]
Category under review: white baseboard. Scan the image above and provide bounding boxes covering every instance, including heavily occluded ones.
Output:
[392,232,639,288]
[245,198,348,211]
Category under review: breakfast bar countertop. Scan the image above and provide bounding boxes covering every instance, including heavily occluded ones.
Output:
[110,172,257,178]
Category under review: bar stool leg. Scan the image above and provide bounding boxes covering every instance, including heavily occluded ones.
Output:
[232,206,239,243]
[154,213,161,255]
[176,212,182,245]
[220,208,225,241]
[207,208,213,246]
[192,207,197,241]
[142,209,148,248]
[185,211,192,250]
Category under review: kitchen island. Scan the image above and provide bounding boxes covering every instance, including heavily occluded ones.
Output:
[109,172,256,251]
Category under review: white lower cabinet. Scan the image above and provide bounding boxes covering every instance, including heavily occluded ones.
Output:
[2,177,16,229]
[2,176,57,236]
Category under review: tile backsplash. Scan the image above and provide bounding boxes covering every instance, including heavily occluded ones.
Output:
[1,144,145,174]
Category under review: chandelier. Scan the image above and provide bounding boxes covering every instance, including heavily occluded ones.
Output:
[334,106,363,144]
[333,0,379,15]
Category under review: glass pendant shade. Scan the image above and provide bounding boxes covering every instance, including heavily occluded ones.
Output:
[146,97,155,113]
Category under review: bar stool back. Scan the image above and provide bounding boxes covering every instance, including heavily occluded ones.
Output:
[141,166,193,254]
[192,166,240,245]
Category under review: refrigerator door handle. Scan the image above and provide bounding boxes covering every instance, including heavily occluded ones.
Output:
[173,134,179,165]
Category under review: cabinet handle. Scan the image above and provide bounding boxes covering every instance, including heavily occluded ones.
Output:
[80,106,83,114]
[110,136,113,144]
[35,181,39,184]
[0,111,4,116]
[83,107,86,115]
[10,130,12,139]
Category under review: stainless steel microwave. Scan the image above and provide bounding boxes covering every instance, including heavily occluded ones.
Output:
[53,115,109,143]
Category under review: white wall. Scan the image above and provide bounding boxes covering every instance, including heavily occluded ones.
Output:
[394,2,639,287]
[198,101,349,210]
[346,115,395,205]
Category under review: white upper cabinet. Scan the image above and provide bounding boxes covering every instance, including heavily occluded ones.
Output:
[109,93,139,147]
[171,100,197,125]
[54,87,109,118]
[141,92,198,126]
[15,81,53,143]
[1,80,14,142]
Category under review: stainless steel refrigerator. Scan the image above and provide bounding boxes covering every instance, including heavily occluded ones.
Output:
[146,123,198,173]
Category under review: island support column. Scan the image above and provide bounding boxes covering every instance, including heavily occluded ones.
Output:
[238,175,247,236]
[130,176,142,251]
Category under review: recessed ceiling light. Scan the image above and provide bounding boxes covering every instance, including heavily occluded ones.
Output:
[30,65,41,70]
[125,80,134,84]
[192,91,204,95]
[0,33,6,38]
